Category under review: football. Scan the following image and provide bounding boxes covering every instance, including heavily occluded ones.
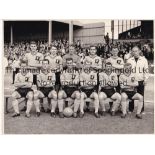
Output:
[63,107,73,117]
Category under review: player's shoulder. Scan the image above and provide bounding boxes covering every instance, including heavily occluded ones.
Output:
[16,72,21,77]
[84,56,90,59]
[99,71,106,76]
[91,71,97,75]
[95,55,102,59]
[140,56,147,62]
[111,72,117,76]
[117,57,124,61]
[56,55,63,60]
[49,70,55,76]
[106,57,111,62]
[127,56,134,61]
[25,52,30,56]
[27,72,33,76]
[63,53,69,58]
[45,55,50,59]
[37,52,44,56]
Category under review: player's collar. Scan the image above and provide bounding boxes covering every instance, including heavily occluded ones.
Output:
[50,54,57,58]
[31,51,38,55]
[131,56,141,60]
[42,69,49,75]
[111,56,118,59]
[124,73,132,77]
[21,72,28,76]
[105,71,112,76]
[89,55,97,59]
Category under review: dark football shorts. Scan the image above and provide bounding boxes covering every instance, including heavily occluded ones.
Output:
[16,88,33,98]
[33,74,37,85]
[38,87,53,97]
[81,86,98,98]
[100,88,116,98]
[55,72,61,85]
[64,85,78,97]
[122,90,136,100]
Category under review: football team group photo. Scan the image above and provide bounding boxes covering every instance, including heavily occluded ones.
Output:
[3,20,154,134]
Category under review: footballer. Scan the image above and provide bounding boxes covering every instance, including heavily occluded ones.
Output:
[98,62,121,116]
[119,63,143,119]
[58,58,81,118]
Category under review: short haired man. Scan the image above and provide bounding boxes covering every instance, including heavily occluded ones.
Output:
[80,61,100,118]
[58,58,80,118]
[62,45,82,69]
[21,41,44,111]
[45,46,63,91]
[127,46,149,113]
[98,62,121,116]
[119,63,143,119]
[83,46,102,71]
[37,59,57,117]
[11,61,33,117]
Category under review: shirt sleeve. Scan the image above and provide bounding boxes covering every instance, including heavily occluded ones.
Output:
[39,53,44,61]
[113,73,118,86]
[14,73,19,83]
[37,74,42,86]
[60,72,65,84]
[119,74,124,88]
[28,73,33,83]
[144,58,149,82]
[62,55,67,68]
[76,56,82,69]
[51,73,56,83]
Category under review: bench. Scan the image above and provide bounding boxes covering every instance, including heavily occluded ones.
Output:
[4,95,26,114]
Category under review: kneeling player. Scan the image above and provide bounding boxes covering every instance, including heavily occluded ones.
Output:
[37,59,57,117]
[98,62,121,116]
[80,61,100,118]
[58,58,80,118]
[11,61,34,117]
[119,63,143,119]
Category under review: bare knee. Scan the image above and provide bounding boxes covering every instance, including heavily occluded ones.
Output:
[93,92,99,101]
[137,94,143,102]
[75,91,81,100]
[99,92,107,101]
[81,92,86,100]
[49,90,57,100]
[115,93,121,102]
[27,92,33,101]
[58,90,65,100]
[12,93,17,100]
[121,93,127,102]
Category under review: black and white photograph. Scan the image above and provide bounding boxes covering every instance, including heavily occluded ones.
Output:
[3,19,154,134]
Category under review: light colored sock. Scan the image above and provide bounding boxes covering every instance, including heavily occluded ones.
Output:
[51,99,57,113]
[94,100,99,113]
[74,99,80,113]
[99,100,106,112]
[34,99,40,112]
[121,101,127,114]
[12,99,19,113]
[137,101,143,114]
[80,98,85,113]
[58,99,64,112]
[26,100,33,114]
[112,99,120,112]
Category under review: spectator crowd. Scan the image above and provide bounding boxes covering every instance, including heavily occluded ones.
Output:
[4,38,154,70]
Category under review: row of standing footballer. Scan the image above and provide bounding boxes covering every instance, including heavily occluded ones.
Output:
[11,42,148,119]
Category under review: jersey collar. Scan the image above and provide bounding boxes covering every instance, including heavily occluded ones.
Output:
[89,55,97,59]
